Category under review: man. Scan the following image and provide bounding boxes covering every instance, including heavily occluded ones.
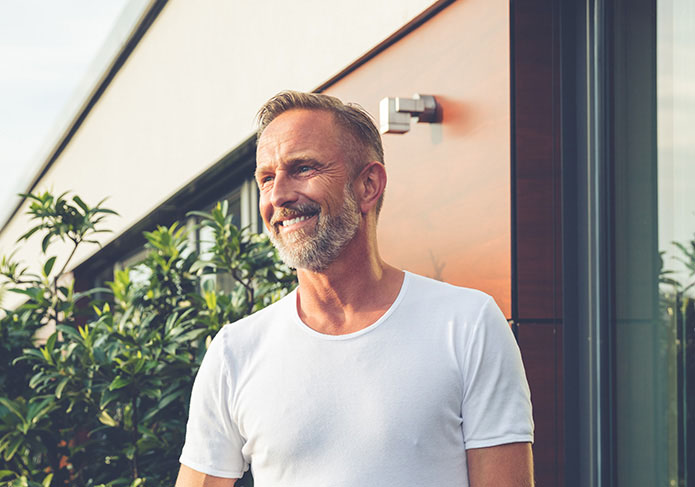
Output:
[176,91,534,486]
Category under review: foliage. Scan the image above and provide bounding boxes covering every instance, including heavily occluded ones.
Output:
[0,194,295,486]
[660,237,695,470]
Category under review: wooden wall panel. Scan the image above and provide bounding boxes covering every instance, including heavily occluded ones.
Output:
[517,322,564,487]
[512,1,564,484]
[513,0,562,321]
[324,0,512,316]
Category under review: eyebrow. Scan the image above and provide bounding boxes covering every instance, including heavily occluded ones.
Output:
[255,156,322,177]
[285,156,321,167]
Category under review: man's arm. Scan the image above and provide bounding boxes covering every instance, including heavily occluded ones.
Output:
[175,464,237,487]
[466,442,534,487]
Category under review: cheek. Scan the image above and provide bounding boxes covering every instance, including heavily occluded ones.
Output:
[311,180,346,207]
[258,195,273,222]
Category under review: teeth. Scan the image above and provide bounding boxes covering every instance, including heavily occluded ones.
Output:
[281,215,311,227]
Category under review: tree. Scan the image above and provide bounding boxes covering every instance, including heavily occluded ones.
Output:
[0,193,295,486]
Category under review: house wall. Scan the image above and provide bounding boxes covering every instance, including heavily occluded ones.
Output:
[0,0,440,307]
[323,0,512,315]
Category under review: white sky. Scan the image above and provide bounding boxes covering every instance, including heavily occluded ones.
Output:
[0,0,131,226]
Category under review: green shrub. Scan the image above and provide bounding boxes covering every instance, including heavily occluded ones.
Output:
[0,192,295,486]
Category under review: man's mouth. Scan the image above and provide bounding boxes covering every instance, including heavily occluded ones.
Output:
[270,204,321,231]
[277,212,318,231]
[281,215,313,227]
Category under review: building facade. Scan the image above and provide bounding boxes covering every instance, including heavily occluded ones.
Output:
[0,0,692,485]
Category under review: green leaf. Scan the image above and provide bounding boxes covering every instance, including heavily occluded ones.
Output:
[41,233,52,253]
[42,473,54,487]
[29,371,47,389]
[17,225,41,242]
[0,470,16,481]
[43,256,57,277]
[20,348,46,363]
[72,195,89,213]
[109,375,131,391]
[142,389,185,422]
[8,287,41,299]
[45,331,57,355]
[0,398,25,423]
[27,398,54,425]
[204,290,217,310]
[177,328,208,344]
[56,324,83,342]
[3,435,22,461]
[94,208,119,215]
[55,377,70,399]
[40,346,54,365]
[73,287,111,301]
[114,334,138,347]
[186,210,214,220]
[93,345,106,364]
[99,389,119,410]
[124,444,136,460]
[98,410,118,427]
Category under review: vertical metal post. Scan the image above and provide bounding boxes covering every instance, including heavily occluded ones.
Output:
[561,0,613,485]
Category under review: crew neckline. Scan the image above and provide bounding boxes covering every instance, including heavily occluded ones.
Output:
[290,270,411,341]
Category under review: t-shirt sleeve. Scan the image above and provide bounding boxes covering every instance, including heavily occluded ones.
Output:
[179,328,248,478]
[460,296,534,449]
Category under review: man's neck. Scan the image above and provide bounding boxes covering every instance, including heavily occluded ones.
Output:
[295,237,404,336]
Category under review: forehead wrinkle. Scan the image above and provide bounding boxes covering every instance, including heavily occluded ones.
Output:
[255,109,349,174]
[257,128,318,163]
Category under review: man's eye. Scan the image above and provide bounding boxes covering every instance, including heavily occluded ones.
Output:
[259,175,273,186]
[298,166,313,173]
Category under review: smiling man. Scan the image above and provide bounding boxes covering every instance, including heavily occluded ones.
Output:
[175,91,534,487]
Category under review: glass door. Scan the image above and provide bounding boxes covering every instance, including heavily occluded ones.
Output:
[613,0,695,485]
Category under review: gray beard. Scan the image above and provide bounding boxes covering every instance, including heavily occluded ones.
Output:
[268,185,361,272]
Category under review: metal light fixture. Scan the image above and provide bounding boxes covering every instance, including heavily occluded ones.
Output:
[379,94,440,134]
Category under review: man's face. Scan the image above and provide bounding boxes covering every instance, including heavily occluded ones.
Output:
[255,109,362,271]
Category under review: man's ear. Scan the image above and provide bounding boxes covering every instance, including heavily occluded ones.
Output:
[355,161,387,214]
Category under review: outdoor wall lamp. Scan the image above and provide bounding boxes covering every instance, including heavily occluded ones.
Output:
[379,94,440,134]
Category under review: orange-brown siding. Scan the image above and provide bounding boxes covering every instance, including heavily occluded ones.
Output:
[324,0,512,316]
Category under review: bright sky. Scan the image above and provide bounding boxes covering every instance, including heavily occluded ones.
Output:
[0,0,132,227]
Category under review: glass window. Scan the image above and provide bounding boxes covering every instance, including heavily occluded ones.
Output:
[613,0,694,485]
[198,179,261,293]
[87,177,261,293]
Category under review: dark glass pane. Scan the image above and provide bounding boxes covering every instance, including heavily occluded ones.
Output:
[614,0,694,485]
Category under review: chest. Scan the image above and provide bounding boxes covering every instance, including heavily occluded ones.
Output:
[230,327,465,477]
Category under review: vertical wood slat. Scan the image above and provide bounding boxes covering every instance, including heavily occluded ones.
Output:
[512,0,564,484]
[513,0,562,322]
[518,322,564,487]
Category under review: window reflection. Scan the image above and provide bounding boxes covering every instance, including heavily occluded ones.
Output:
[615,0,694,485]
[656,0,695,482]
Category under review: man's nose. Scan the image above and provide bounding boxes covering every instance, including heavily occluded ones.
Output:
[269,171,298,208]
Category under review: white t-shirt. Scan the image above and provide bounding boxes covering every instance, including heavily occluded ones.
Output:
[180,271,533,486]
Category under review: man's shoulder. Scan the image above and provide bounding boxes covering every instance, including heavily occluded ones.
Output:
[214,290,296,349]
[404,271,492,308]
[399,271,504,330]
